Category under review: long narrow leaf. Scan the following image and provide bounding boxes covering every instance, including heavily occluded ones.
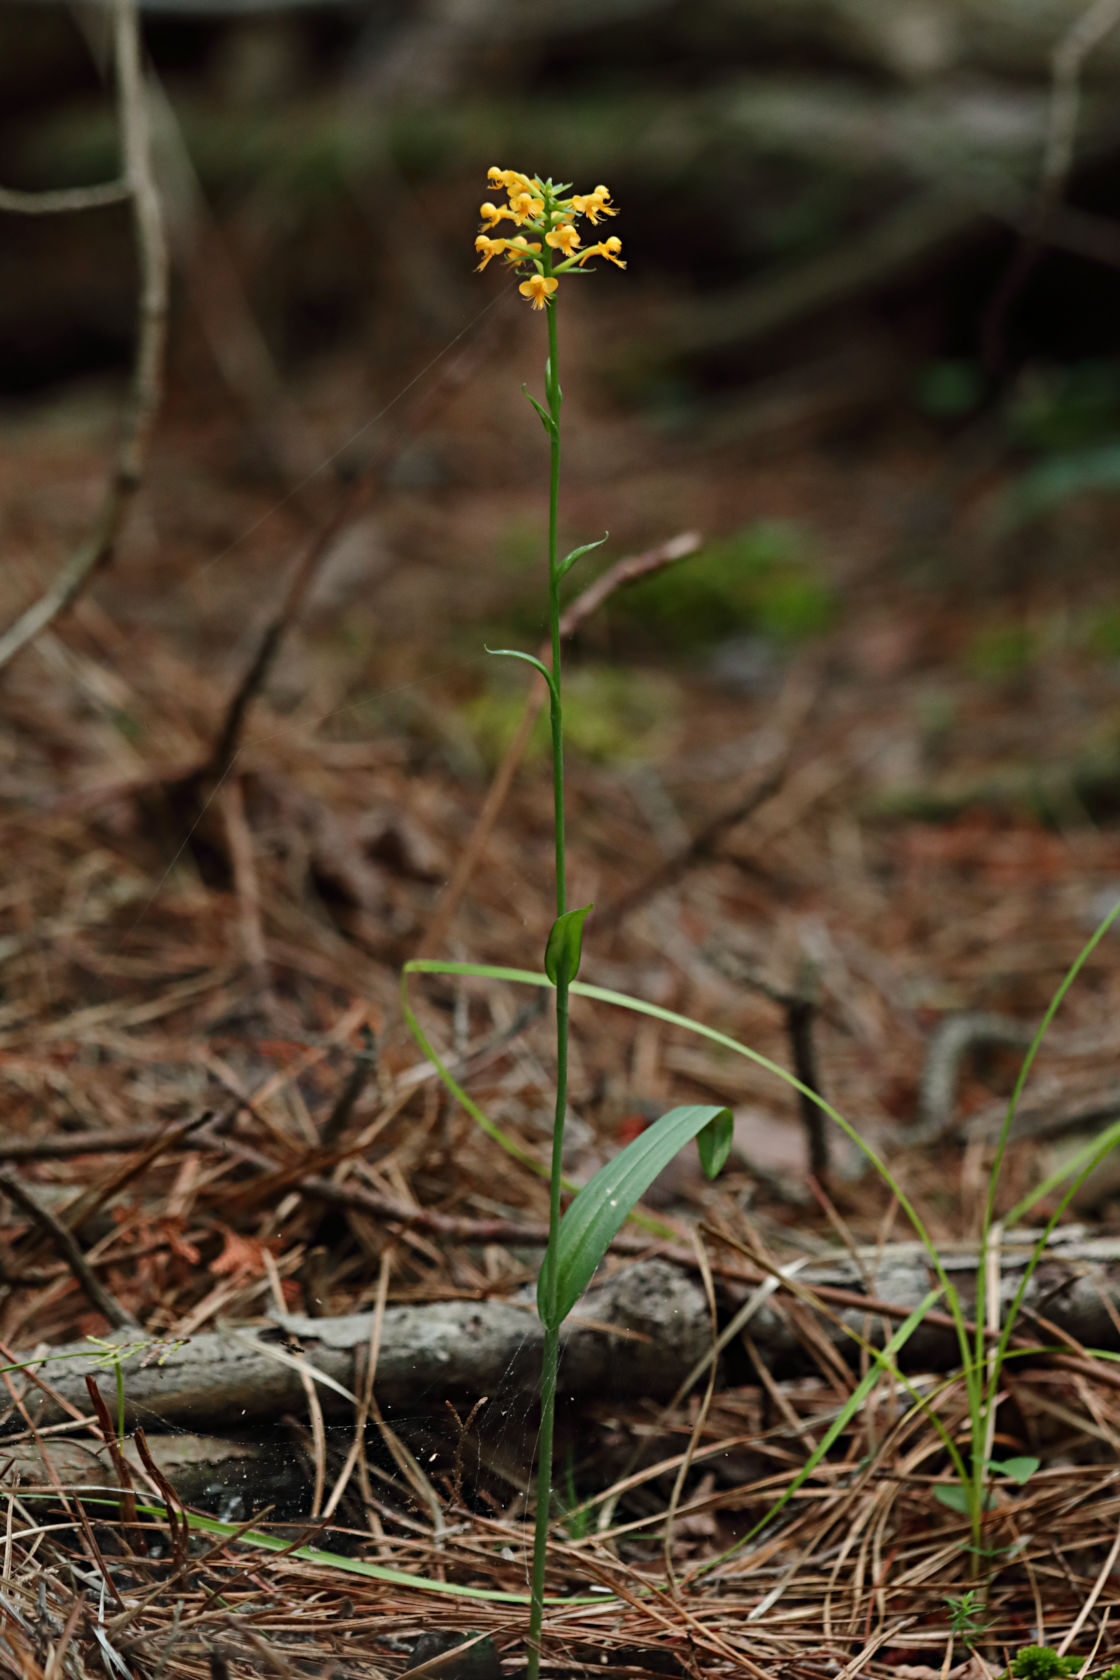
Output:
[23,1490,581,1604]
[404,959,973,1361]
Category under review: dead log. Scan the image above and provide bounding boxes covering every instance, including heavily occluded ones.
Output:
[0,1431,301,1518]
[7,1260,710,1433]
[11,1233,1120,1447]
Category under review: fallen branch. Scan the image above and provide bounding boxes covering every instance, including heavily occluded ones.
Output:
[14,1232,1120,1439]
[10,1260,710,1432]
[0,0,168,674]
[0,1170,140,1332]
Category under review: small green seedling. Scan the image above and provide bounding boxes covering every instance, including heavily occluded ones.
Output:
[945,1589,992,1650]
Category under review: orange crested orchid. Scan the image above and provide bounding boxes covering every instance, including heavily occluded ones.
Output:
[476,168,623,309]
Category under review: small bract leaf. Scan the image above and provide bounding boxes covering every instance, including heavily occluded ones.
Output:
[987,1456,1040,1485]
[696,1108,733,1179]
[557,532,608,581]
[544,905,592,988]
[522,385,556,438]
[484,646,557,701]
[933,1483,971,1514]
[540,1105,731,1328]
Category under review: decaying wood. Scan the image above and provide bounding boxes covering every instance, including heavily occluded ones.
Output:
[0,1431,304,1515]
[13,1234,1120,1445]
[9,1261,710,1433]
[0,0,168,674]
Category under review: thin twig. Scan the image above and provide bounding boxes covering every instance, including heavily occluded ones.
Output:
[0,1171,140,1331]
[0,181,130,214]
[982,0,1120,368]
[0,0,168,674]
[0,1113,215,1162]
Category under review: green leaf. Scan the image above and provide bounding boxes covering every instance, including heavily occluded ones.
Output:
[987,1455,1040,1485]
[557,532,608,581]
[522,385,556,438]
[933,1483,971,1513]
[541,1105,731,1328]
[696,1107,733,1179]
[544,905,592,988]
[484,645,557,702]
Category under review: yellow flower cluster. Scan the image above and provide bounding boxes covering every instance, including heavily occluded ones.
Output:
[475,168,624,309]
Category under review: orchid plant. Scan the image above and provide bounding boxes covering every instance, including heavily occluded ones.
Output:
[437,168,730,1677]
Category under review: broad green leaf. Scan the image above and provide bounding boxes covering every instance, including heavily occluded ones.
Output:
[933,1483,971,1514]
[541,1105,731,1328]
[522,385,556,439]
[544,905,592,987]
[696,1107,733,1179]
[987,1455,1040,1485]
[557,532,608,581]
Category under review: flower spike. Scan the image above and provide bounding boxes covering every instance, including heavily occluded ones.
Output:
[475,168,624,307]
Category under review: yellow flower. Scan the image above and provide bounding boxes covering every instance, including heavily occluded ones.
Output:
[487,165,532,193]
[571,186,617,225]
[578,236,625,268]
[478,201,510,229]
[474,235,508,270]
[504,237,542,264]
[519,274,559,310]
[508,189,545,225]
[545,223,581,257]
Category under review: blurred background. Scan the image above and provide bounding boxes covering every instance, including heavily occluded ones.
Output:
[8,0,1120,465]
[5,0,1120,1215]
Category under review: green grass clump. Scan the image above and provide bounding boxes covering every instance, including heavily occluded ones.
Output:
[613,520,831,649]
[464,664,679,769]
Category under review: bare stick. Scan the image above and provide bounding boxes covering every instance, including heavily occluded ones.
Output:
[0,1112,214,1163]
[701,939,830,1182]
[416,531,702,958]
[0,0,168,674]
[0,1170,140,1331]
[0,181,130,214]
[982,0,1120,368]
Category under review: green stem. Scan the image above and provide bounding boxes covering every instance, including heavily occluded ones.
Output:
[528,1321,561,1665]
[545,288,565,920]
[528,253,567,1680]
[529,975,568,1672]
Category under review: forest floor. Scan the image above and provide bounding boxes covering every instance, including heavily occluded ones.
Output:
[4,279,1120,1679]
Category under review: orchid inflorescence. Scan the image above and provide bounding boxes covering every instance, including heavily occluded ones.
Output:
[475,167,625,309]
